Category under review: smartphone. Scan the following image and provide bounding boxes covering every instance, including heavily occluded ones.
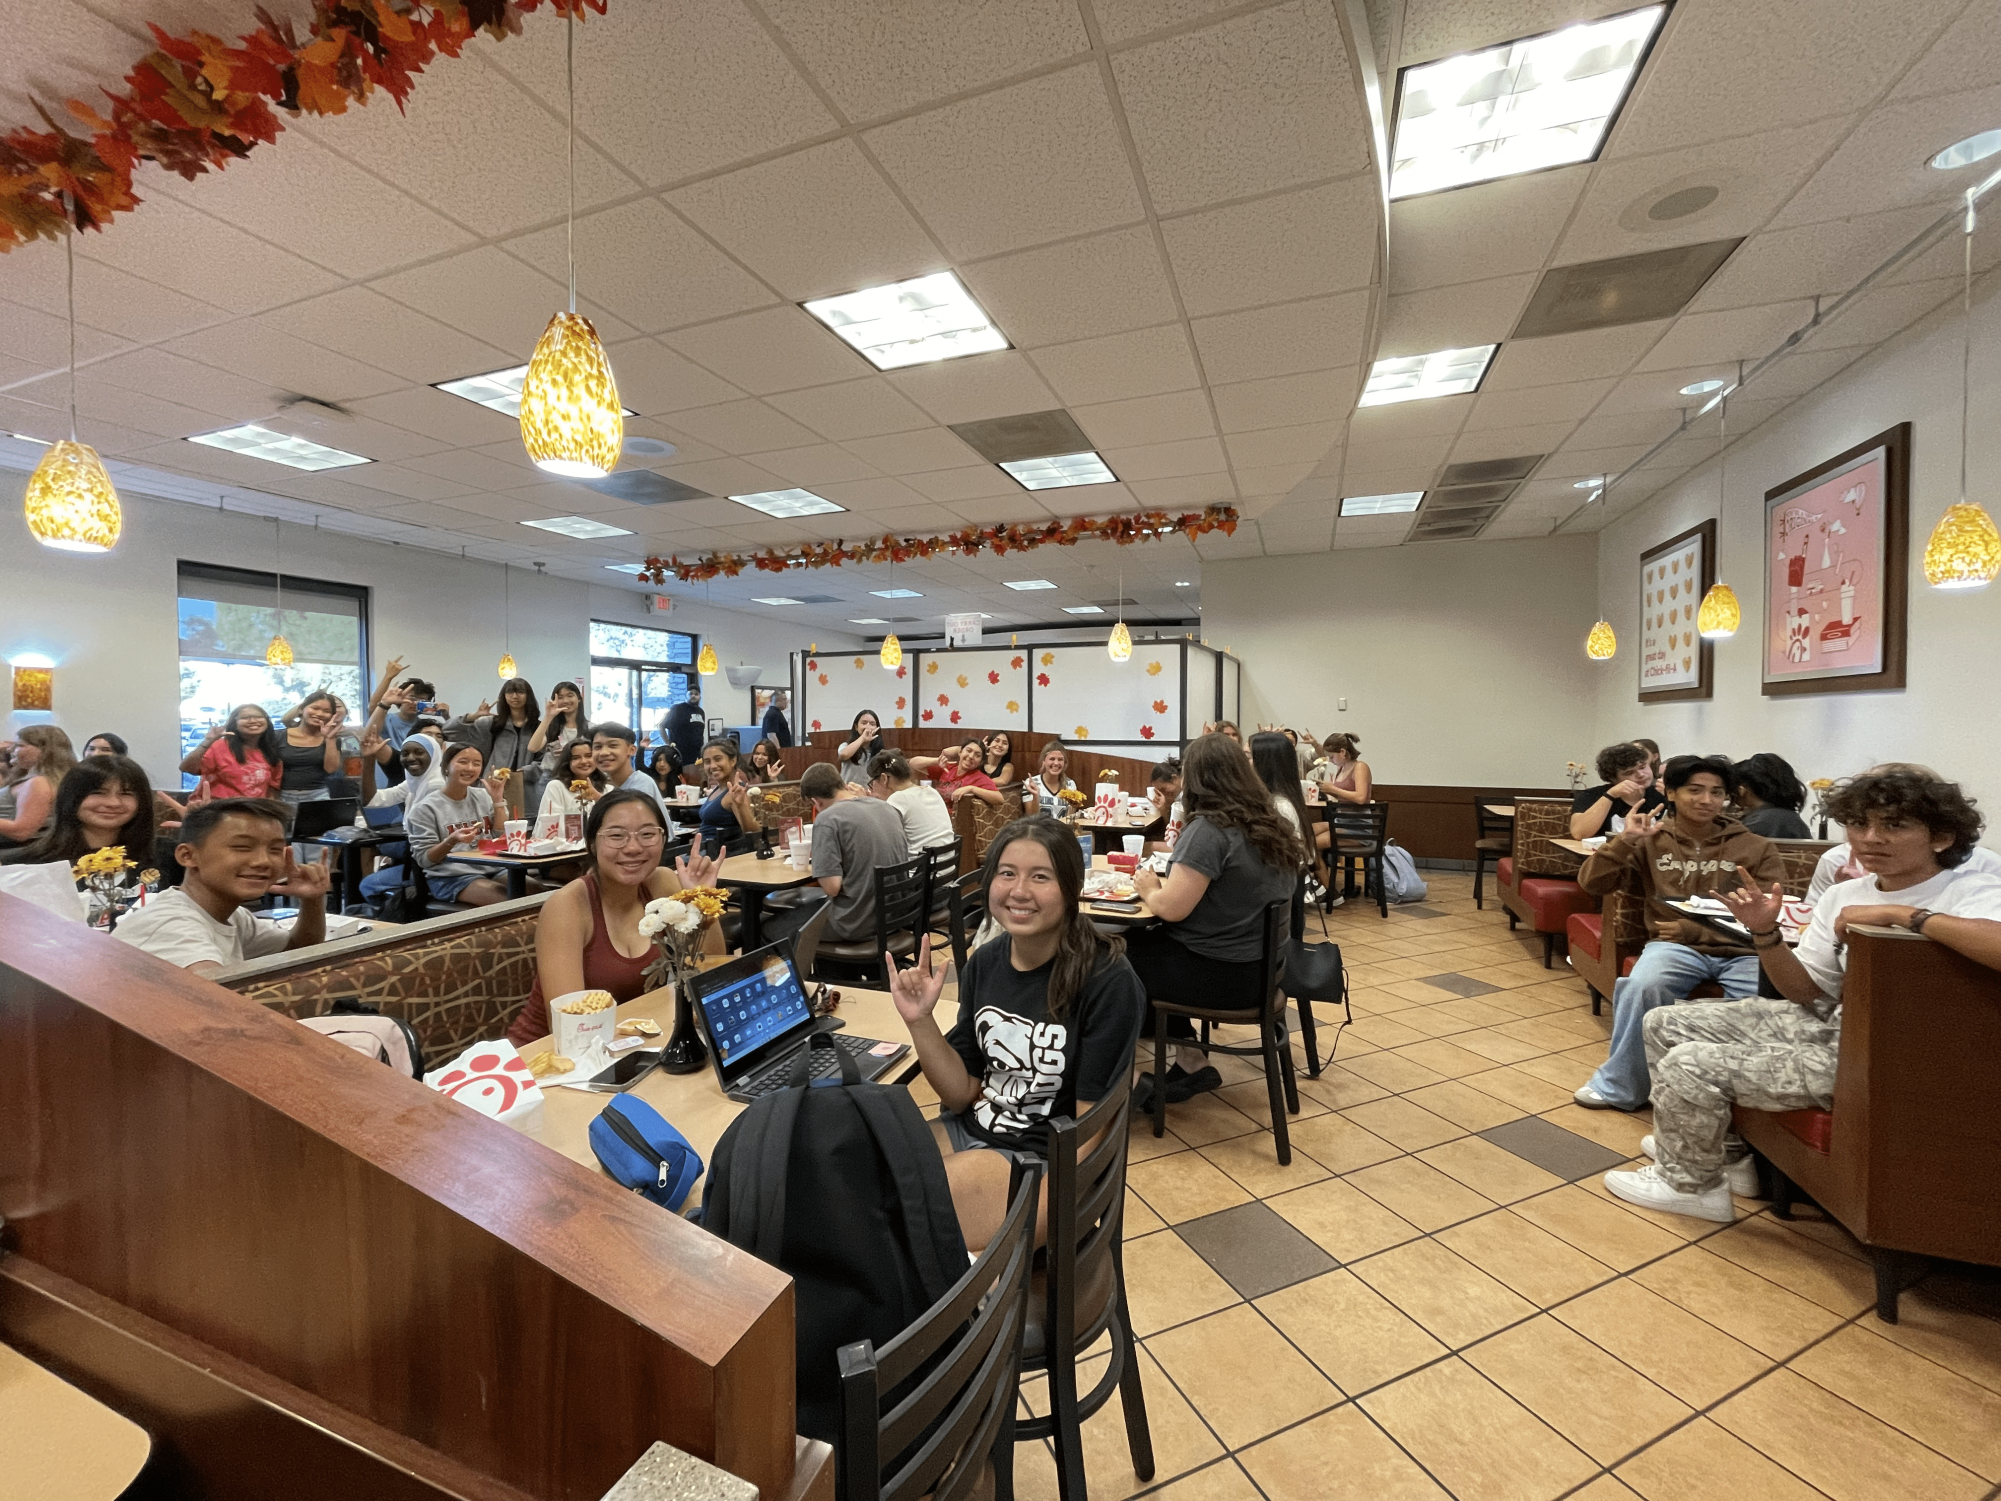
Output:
[1090,898,1143,913]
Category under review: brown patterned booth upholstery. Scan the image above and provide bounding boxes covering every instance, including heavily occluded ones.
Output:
[1499,797,1597,967]
[221,894,550,1060]
[952,781,1028,873]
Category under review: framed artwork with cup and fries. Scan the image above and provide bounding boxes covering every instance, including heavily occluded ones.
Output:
[1761,423,1908,696]
[1638,519,1715,704]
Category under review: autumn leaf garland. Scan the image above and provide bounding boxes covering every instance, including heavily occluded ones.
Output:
[0,0,605,249]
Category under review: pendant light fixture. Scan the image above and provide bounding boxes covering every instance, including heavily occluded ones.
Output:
[880,632,903,670]
[1107,565,1132,661]
[696,641,720,676]
[1697,374,1742,638]
[23,197,123,553]
[1924,192,2001,589]
[497,562,518,678]
[265,517,293,667]
[518,9,622,479]
[1585,620,1617,660]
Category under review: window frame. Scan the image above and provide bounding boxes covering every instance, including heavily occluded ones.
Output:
[588,619,700,745]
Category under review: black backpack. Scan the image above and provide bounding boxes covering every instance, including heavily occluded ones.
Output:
[700,1035,967,1455]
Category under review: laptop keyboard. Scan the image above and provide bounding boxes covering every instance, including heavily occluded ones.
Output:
[738,1032,885,1098]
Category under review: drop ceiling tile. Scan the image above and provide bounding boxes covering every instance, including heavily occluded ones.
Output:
[373,245,636,360]
[1226,422,1343,470]
[1189,291,1372,385]
[654,456,791,498]
[1462,377,1615,432]
[1257,515,1336,555]
[1566,408,1682,450]
[1100,435,1229,480]
[473,4,835,186]
[1232,460,1320,496]
[740,443,884,486]
[663,304,872,394]
[1449,423,1580,464]
[86,349,279,421]
[1123,473,1240,507]
[1556,117,1853,264]
[1482,322,1666,389]
[265,286,512,387]
[1160,177,1381,317]
[865,64,1142,260]
[1397,0,1641,63]
[884,352,1063,426]
[141,139,473,280]
[863,502,969,532]
[1073,389,1216,449]
[1540,442,1658,479]
[78,191,342,315]
[0,295,132,373]
[349,386,518,447]
[1347,395,1475,442]
[174,322,405,405]
[1480,511,1560,539]
[1736,345,1866,402]
[1610,0,1959,157]
[69,381,227,441]
[1380,275,1539,355]
[1688,207,1939,314]
[1112,0,1370,214]
[947,493,1061,525]
[1343,430,1456,474]
[1808,276,1959,351]
[841,428,982,475]
[899,465,1022,503]
[668,139,942,302]
[342,466,479,504]
[1388,166,1589,293]
[960,226,1180,347]
[603,338,749,415]
[1634,300,1814,370]
[402,447,544,491]
[1211,369,1359,434]
[767,377,935,440]
[1773,84,2001,230]
[1890,2,2001,97]
[1331,517,1410,548]
[505,199,777,335]
[12,256,225,346]
[759,0,1089,119]
[665,399,824,453]
[1022,325,1201,407]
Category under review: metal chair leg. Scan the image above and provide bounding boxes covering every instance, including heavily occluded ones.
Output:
[1151,1009,1169,1138]
[1261,1021,1292,1167]
[1111,1256,1154,1481]
[1870,1245,1905,1324]
[1295,997,1321,1077]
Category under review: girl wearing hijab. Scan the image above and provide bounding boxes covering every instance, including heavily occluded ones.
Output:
[355,729,445,915]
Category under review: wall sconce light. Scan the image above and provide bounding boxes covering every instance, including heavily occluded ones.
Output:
[12,665,54,710]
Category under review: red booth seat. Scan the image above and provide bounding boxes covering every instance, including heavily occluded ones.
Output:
[1497,856,1515,889]
[1773,1108,1834,1154]
[1519,878,1594,931]
[1568,913,1602,960]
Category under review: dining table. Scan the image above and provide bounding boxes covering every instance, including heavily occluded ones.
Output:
[714,849,819,951]
[448,848,583,900]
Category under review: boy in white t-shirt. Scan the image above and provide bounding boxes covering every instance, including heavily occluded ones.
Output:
[115,798,332,977]
[1605,769,2001,1222]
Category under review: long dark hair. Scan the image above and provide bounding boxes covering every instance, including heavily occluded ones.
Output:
[25,755,156,867]
[648,745,684,789]
[494,677,541,735]
[293,691,337,741]
[748,736,784,782]
[980,816,1124,1021]
[583,788,670,876]
[1182,732,1303,870]
[1250,731,1312,861]
[83,732,128,757]
[544,680,587,742]
[565,737,605,792]
[224,703,284,766]
[984,731,1013,776]
[1733,752,1806,813]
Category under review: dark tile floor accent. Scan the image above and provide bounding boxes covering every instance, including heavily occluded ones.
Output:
[1480,1116,1630,1181]
[1397,905,1451,919]
[1173,1201,1339,1299]
[1421,972,1504,997]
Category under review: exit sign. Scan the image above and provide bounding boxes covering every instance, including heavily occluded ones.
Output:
[641,592,673,614]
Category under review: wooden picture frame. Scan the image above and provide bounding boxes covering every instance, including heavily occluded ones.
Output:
[1761,422,1909,696]
[1638,519,1715,703]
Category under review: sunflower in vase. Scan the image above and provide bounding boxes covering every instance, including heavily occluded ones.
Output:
[73,845,137,929]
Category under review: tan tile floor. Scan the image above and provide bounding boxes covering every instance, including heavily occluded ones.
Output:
[1005,873,2001,1501]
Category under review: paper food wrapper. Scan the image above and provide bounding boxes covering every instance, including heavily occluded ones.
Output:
[541,1039,616,1089]
[0,861,89,924]
[425,1041,545,1136]
[550,989,621,1059]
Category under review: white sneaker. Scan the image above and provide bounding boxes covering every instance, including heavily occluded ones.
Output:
[1604,1164,1735,1223]
[1573,1084,1622,1109]
[1640,1135,1760,1198]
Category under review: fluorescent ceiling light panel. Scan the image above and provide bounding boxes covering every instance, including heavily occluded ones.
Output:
[1679,379,1726,395]
[520,515,634,539]
[1390,5,1664,198]
[1062,605,1105,615]
[752,596,803,606]
[1341,491,1425,516]
[187,423,370,471]
[1359,346,1496,406]
[729,488,845,518]
[1003,579,1058,591]
[999,451,1117,490]
[849,617,890,624]
[802,271,1009,371]
[1174,581,1194,587]
[605,563,650,574]
[436,365,635,419]
[870,588,923,599]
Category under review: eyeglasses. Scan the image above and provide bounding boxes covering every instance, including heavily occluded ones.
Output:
[597,829,666,849]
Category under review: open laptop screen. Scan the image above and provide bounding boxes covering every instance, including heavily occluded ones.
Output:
[690,943,813,1073]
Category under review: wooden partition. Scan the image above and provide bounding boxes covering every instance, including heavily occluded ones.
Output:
[0,894,827,1501]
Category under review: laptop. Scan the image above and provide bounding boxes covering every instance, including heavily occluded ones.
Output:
[291,796,360,841]
[686,939,909,1103]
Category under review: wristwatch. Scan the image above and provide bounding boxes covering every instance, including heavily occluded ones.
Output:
[1750,926,1785,949]
[1908,908,1937,935]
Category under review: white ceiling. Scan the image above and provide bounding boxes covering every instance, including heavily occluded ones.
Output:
[3,0,1999,637]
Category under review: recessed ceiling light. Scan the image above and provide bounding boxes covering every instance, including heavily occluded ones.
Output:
[999,451,1117,490]
[1679,379,1726,395]
[188,424,370,471]
[520,516,635,539]
[1573,477,1607,489]
[9,432,51,446]
[436,365,635,419]
[1359,346,1496,406]
[801,271,1009,371]
[1063,605,1106,615]
[1003,579,1058,591]
[605,563,650,574]
[1174,581,1194,587]
[1390,5,1666,199]
[1341,491,1425,516]
[753,596,803,606]
[849,617,890,624]
[870,588,924,599]
[1930,128,2001,171]
[730,488,845,518]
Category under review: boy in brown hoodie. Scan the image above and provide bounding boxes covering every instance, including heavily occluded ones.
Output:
[1571,754,1786,1111]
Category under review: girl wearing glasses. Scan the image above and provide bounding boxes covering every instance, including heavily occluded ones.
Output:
[508,789,719,1045]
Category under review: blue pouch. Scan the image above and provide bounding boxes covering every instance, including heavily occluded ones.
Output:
[589,1095,703,1211]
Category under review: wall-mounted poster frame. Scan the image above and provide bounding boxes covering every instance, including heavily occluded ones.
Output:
[1761,422,1909,697]
[1638,519,1715,704]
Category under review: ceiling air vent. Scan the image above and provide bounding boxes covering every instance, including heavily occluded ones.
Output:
[580,471,712,505]
[1512,239,1742,339]
[947,409,1093,463]
[1437,454,1543,485]
[1424,482,1517,510]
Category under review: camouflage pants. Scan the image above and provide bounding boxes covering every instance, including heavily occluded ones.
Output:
[1643,999,1839,1194]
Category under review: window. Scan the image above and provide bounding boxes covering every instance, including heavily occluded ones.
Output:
[176,563,369,786]
[589,620,697,744]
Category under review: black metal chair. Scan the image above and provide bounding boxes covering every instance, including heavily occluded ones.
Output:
[1148,900,1299,1162]
[938,864,991,976]
[816,853,929,985]
[1015,1073,1154,1501]
[1323,802,1391,919]
[1472,798,1513,910]
[839,1162,1041,1501]
[922,837,965,926]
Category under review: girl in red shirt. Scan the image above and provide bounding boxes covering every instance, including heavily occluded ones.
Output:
[917,738,1005,808]
[180,704,281,801]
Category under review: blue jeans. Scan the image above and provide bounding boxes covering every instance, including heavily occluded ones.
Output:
[1587,942,1759,1108]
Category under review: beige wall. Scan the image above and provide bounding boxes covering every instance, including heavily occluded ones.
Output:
[1202,534,1602,786]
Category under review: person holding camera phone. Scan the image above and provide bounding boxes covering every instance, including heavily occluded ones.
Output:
[837,709,884,789]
